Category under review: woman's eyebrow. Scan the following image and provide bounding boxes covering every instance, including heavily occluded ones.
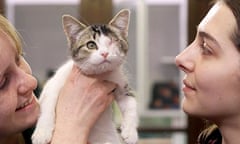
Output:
[198,31,221,48]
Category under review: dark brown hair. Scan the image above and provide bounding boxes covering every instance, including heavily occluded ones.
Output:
[197,124,222,144]
[222,0,240,51]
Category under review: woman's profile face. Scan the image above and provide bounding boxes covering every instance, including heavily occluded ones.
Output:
[176,2,240,121]
[0,32,40,136]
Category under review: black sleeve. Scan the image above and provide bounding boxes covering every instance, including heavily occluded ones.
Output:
[23,127,35,144]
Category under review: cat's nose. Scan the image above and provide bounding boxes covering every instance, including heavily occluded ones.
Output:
[101,52,109,58]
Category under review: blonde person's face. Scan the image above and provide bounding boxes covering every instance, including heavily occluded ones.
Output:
[176,2,240,121]
[0,32,40,136]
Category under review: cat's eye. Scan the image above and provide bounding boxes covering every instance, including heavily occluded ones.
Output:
[86,41,97,50]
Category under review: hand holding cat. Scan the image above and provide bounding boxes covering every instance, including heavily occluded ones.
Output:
[51,64,116,144]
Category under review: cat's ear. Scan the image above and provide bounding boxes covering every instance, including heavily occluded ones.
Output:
[62,15,87,45]
[109,9,130,37]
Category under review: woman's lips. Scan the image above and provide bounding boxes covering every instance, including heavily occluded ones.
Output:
[183,79,196,92]
[16,96,34,111]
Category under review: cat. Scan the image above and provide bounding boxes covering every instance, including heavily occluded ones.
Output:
[31,9,138,144]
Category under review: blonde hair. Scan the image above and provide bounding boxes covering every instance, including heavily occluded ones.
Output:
[0,14,23,55]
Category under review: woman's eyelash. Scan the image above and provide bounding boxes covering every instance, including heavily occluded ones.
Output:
[200,41,212,55]
[0,76,9,90]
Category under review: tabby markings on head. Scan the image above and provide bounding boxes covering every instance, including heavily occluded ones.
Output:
[91,24,112,39]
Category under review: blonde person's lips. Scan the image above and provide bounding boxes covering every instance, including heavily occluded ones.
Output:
[16,96,35,111]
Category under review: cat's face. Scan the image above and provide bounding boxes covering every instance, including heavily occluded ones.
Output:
[62,9,130,75]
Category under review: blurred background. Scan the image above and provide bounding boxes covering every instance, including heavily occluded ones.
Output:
[0,0,212,144]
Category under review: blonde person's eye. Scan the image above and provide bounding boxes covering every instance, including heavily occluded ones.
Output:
[0,76,9,90]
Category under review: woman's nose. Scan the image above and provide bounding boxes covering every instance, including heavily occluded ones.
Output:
[17,71,38,95]
[175,45,195,73]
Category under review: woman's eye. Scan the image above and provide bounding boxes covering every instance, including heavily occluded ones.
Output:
[86,41,97,50]
[200,41,212,55]
[0,76,9,90]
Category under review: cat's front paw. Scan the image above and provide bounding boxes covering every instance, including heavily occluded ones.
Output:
[120,124,138,144]
[31,128,53,144]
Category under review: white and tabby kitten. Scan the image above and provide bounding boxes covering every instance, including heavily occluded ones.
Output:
[32,9,138,144]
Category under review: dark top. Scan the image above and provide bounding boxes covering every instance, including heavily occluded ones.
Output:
[23,127,34,144]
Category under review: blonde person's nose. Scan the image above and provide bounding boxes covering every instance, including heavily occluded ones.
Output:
[17,71,38,95]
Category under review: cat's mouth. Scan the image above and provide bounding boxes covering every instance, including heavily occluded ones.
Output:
[99,60,111,65]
